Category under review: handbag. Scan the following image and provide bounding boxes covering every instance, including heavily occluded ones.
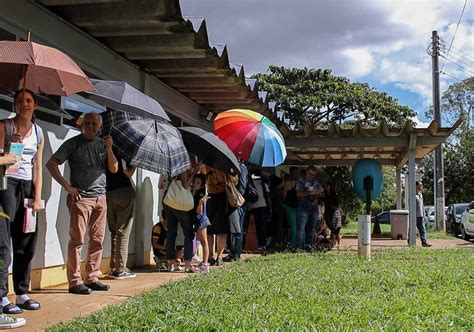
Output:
[243,174,259,203]
[163,179,194,211]
[226,182,245,208]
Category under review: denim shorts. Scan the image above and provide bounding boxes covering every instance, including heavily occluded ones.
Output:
[195,213,211,230]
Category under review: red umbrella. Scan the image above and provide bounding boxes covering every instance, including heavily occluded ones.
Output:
[0,41,94,96]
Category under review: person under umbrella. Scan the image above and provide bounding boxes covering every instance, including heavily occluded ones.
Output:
[46,112,118,295]
[101,110,190,178]
[0,39,94,328]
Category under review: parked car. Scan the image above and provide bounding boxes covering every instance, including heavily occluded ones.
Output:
[460,201,474,240]
[373,211,390,224]
[424,206,435,229]
[446,203,469,235]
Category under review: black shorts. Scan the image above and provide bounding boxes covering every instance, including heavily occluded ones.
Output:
[206,191,230,235]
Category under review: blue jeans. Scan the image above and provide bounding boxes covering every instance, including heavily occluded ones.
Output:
[296,208,318,247]
[416,217,428,244]
[231,203,249,258]
[165,207,194,261]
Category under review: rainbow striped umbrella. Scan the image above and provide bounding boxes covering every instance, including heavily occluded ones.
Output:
[214,109,287,167]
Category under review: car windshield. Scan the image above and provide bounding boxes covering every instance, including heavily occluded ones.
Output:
[456,205,467,214]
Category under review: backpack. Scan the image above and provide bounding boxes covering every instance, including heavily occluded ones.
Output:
[3,118,43,162]
[243,173,259,203]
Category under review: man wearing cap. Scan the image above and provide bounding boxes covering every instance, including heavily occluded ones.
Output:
[295,165,324,248]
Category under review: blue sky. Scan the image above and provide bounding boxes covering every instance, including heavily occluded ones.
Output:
[181,0,474,127]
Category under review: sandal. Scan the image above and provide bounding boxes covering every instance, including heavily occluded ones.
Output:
[3,303,23,314]
[17,299,41,311]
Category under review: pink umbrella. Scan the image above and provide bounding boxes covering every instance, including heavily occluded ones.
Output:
[0,41,94,96]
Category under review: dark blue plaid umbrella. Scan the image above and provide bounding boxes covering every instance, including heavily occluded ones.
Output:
[80,79,171,122]
[101,110,190,177]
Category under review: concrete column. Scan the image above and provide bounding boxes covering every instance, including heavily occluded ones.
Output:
[396,168,402,210]
[133,72,149,267]
[134,168,144,266]
[358,215,371,259]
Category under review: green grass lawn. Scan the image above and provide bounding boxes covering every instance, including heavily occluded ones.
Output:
[340,222,455,239]
[51,249,473,331]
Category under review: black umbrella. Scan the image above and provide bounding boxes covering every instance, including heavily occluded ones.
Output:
[178,127,240,175]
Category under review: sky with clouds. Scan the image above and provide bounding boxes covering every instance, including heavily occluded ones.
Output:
[180,0,474,126]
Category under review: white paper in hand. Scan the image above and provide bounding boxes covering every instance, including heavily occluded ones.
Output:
[23,199,44,233]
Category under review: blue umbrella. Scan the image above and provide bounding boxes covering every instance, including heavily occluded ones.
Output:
[80,79,170,122]
[101,110,190,177]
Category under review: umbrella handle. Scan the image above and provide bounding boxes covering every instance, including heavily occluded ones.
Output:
[15,64,30,143]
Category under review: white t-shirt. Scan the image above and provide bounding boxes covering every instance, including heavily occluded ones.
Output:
[10,126,38,181]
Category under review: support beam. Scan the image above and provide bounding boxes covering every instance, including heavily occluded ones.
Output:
[286,137,408,148]
[408,133,417,247]
[396,168,402,209]
[283,159,397,166]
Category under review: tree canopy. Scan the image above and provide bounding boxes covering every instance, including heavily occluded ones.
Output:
[253,66,415,130]
[422,76,474,205]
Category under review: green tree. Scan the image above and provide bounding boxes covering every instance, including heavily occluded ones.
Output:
[426,76,473,131]
[421,76,474,205]
[254,66,415,130]
[255,66,415,219]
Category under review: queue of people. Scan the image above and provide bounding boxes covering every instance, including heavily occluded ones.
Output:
[0,89,342,329]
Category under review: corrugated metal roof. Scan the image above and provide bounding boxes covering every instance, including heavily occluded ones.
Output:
[37,0,270,116]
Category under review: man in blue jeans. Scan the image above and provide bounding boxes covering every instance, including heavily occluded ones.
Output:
[295,165,323,248]
[415,181,432,247]
[225,160,249,261]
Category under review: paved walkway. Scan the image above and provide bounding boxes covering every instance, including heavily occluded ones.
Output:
[338,236,474,251]
[12,236,473,331]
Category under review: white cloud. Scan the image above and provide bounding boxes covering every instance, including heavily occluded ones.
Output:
[412,115,431,128]
[180,0,474,114]
[341,48,374,77]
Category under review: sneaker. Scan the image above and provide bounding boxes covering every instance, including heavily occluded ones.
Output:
[85,281,110,291]
[215,257,224,266]
[197,263,210,273]
[167,264,183,272]
[208,258,217,266]
[109,269,136,280]
[222,255,235,262]
[68,284,92,295]
[184,266,198,273]
[422,242,432,247]
[191,255,202,264]
[0,314,26,329]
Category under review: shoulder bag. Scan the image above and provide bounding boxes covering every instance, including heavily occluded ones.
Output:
[163,179,194,211]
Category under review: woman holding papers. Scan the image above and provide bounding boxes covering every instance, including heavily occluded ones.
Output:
[0,89,44,314]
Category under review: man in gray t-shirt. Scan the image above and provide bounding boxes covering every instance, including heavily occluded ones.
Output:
[47,112,118,295]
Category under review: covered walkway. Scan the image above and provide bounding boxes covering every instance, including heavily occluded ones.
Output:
[279,120,461,246]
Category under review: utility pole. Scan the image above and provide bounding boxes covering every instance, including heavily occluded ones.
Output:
[431,30,446,231]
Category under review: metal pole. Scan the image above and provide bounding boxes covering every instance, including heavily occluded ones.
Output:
[431,30,446,231]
